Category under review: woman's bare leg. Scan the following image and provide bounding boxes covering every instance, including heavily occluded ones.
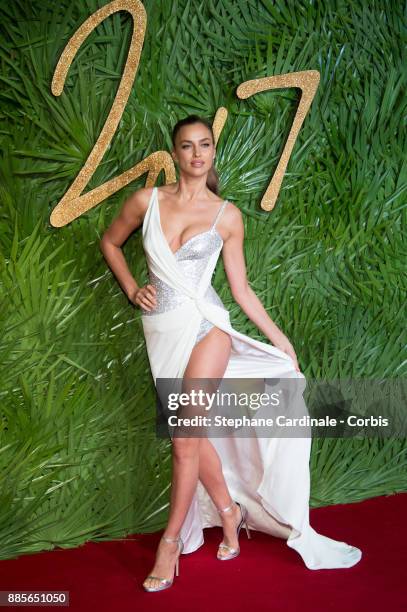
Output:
[197,437,243,554]
[143,325,237,589]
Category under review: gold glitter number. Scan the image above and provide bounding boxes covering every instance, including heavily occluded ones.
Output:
[50,0,176,227]
[237,71,320,211]
[49,0,319,226]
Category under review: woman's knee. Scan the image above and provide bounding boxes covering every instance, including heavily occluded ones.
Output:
[172,436,201,460]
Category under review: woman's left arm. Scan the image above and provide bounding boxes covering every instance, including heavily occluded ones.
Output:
[221,203,301,372]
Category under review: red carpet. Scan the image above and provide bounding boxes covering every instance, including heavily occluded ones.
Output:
[1,493,405,611]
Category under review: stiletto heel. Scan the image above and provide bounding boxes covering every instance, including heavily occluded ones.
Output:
[143,534,184,592]
[216,500,250,560]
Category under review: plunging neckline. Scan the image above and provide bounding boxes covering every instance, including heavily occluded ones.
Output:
[154,187,225,256]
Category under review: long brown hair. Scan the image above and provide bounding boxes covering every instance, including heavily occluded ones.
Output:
[171,114,219,195]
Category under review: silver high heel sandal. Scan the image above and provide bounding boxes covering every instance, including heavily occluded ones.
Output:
[143,534,184,592]
[217,500,251,560]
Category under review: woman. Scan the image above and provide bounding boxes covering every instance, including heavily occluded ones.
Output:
[100,114,362,592]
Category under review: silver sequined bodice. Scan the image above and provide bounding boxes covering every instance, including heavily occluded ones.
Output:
[142,207,228,343]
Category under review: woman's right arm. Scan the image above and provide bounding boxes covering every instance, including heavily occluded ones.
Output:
[99,187,156,310]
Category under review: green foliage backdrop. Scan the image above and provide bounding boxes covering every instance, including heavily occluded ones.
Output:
[0,0,405,560]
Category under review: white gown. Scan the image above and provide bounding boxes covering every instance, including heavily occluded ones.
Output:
[140,186,362,570]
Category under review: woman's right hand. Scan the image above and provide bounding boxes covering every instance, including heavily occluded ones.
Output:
[130,284,157,312]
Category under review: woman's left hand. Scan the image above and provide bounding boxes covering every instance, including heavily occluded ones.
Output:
[272,335,301,372]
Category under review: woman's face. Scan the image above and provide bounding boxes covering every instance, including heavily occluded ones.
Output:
[172,123,215,176]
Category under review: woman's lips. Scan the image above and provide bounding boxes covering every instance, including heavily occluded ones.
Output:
[191,160,204,166]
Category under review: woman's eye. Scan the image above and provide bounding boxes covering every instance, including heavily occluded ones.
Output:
[181,143,210,149]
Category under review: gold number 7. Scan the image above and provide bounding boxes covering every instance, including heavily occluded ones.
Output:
[236,71,320,211]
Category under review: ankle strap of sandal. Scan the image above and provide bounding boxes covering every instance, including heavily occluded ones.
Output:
[217,501,235,514]
[162,534,181,543]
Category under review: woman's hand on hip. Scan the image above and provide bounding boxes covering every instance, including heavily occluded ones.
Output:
[130,284,157,311]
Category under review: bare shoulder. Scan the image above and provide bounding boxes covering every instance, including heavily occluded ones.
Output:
[222,201,243,241]
[224,201,241,220]
[120,185,155,224]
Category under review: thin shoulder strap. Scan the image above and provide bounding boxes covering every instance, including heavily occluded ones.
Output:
[211,200,228,230]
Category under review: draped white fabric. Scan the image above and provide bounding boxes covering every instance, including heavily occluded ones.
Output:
[141,187,362,570]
